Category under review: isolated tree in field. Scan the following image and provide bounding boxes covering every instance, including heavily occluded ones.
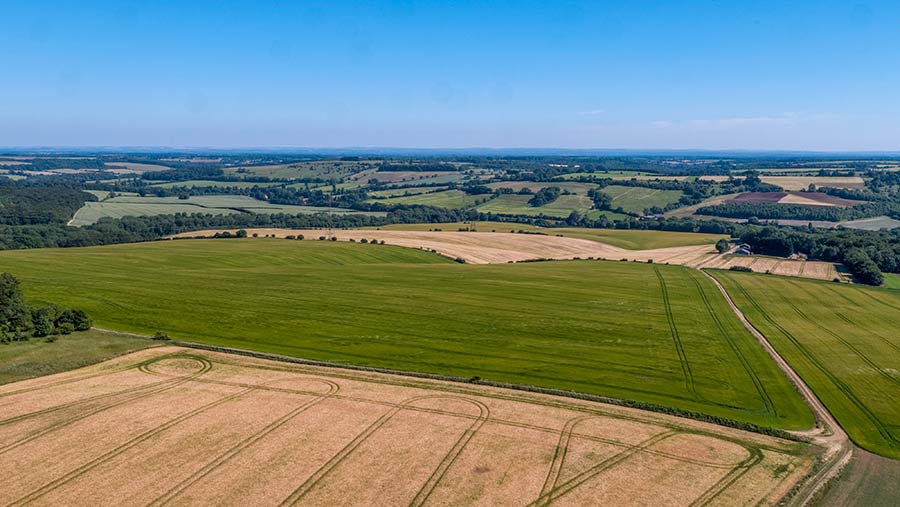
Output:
[236,229,248,238]
[715,239,730,254]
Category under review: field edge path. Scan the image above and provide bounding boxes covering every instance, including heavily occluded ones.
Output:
[700,269,852,507]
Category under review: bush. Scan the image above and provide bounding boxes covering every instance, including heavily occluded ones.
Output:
[285,235,296,240]
[360,238,368,243]
[319,236,326,240]
[58,322,74,335]
[454,257,466,264]
[715,239,730,254]
[729,266,754,272]
[330,237,337,241]
[297,234,304,240]
[152,331,171,341]
[235,229,248,238]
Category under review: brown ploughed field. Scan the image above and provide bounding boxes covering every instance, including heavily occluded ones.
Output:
[0,347,813,506]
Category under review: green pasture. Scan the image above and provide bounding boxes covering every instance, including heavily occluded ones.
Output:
[366,189,488,209]
[600,185,685,215]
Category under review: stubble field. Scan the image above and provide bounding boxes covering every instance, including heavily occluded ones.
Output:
[0,347,814,506]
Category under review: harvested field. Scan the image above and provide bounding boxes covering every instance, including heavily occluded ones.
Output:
[169,228,717,265]
[696,255,841,281]
[731,192,862,207]
[0,347,814,506]
[759,176,866,191]
[103,162,173,173]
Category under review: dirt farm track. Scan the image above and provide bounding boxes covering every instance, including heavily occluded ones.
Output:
[1,348,813,506]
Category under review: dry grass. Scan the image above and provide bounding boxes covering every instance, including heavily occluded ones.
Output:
[0,347,813,506]
[169,228,716,265]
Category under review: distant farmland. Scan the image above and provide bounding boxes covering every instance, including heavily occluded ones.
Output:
[68,195,381,226]
[714,271,900,458]
[599,185,684,215]
[0,240,812,429]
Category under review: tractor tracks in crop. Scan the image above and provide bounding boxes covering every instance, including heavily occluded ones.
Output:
[699,270,852,507]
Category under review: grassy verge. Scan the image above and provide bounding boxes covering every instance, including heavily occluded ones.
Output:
[0,329,156,385]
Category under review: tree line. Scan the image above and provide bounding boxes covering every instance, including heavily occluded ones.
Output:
[1,272,91,342]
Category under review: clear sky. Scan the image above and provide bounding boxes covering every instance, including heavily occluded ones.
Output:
[1,0,899,151]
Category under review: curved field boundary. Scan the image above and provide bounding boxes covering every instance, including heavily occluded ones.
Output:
[159,338,804,443]
[0,355,212,456]
[145,379,340,507]
[277,394,489,507]
[703,272,852,506]
[9,386,256,507]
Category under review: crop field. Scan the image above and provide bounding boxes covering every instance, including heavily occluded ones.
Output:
[103,162,173,173]
[600,185,684,215]
[0,347,813,506]
[698,255,840,281]
[0,240,812,429]
[713,271,900,458]
[364,171,463,185]
[883,274,900,290]
[222,161,373,180]
[475,194,598,218]
[367,186,448,198]
[559,171,689,181]
[366,189,488,209]
[699,176,866,190]
[729,192,862,207]
[149,180,282,189]
[486,181,599,194]
[68,195,378,226]
[376,223,727,249]
[840,216,900,231]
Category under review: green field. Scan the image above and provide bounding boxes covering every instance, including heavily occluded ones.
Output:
[366,189,488,209]
[485,181,599,194]
[600,185,685,215]
[0,329,155,385]
[222,161,372,180]
[148,180,282,189]
[367,186,448,198]
[713,271,900,458]
[379,222,727,249]
[69,195,380,226]
[883,274,900,290]
[0,240,811,429]
[558,171,689,181]
[475,193,604,218]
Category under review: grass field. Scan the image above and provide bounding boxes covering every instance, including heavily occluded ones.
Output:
[148,180,282,189]
[600,185,685,215]
[713,271,900,458]
[367,186,448,198]
[475,194,604,218]
[378,222,728,249]
[0,347,812,506]
[486,181,600,194]
[883,273,900,290]
[0,240,811,429]
[222,161,371,180]
[0,329,154,385]
[69,195,379,226]
[366,189,488,209]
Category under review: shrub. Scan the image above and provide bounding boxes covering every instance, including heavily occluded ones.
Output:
[58,322,74,335]
[729,266,754,272]
[152,331,171,341]
[319,236,326,241]
[330,237,337,241]
[236,229,248,238]
[360,238,368,244]
[285,235,296,240]
[297,234,304,240]
[454,257,466,264]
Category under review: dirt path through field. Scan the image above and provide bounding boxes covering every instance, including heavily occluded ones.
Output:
[700,270,852,506]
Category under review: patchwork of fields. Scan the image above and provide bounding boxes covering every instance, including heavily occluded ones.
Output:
[0,240,812,429]
[714,272,900,458]
[0,347,813,506]
[366,189,487,209]
[600,185,684,214]
[68,195,380,226]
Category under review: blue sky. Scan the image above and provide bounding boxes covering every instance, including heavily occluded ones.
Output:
[1,0,898,150]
